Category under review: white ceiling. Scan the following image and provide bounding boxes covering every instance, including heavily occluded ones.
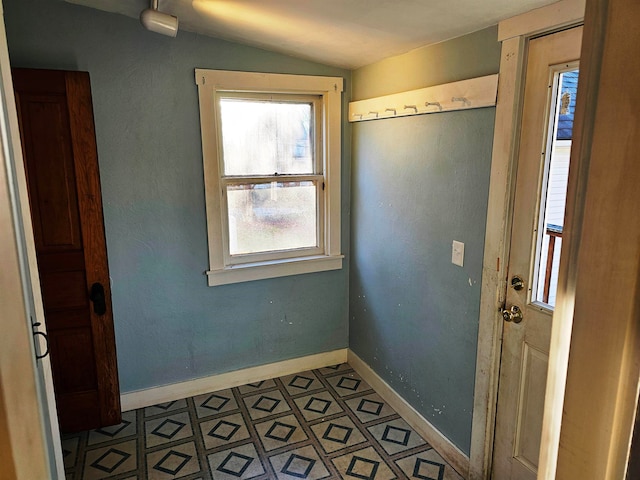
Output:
[66,0,558,69]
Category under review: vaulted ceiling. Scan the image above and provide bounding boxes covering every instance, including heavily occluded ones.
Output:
[66,0,558,69]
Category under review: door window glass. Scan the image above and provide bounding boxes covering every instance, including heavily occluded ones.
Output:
[534,69,579,307]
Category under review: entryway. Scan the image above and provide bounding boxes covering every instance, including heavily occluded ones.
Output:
[491,26,582,480]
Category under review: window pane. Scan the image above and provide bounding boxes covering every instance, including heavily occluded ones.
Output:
[534,69,578,307]
[220,99,314,176]
[227,181,317,255]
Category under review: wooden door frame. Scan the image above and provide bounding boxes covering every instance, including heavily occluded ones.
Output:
[554,0,640,477]
[469,0,585,478]
[0,89,52,480]
[0,2,65,477]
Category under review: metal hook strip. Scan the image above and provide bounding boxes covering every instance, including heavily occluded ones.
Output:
[452,97,471,106]
[425,101,443,111]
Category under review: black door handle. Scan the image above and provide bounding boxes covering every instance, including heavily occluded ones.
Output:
[32,321,49,360]
[89,282,107,315]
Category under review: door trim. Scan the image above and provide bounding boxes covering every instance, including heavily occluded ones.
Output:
[554,0,640,476]
[469,1,585,478]
[0,9,65,480]
[0,7,65,479]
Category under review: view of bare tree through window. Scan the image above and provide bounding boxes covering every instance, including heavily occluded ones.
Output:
[219,98,319,256]
[227,182,317,255]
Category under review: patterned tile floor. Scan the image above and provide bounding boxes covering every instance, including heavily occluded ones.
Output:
[62,363,463,480]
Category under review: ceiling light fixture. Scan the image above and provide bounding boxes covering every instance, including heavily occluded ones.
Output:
[140,0,178,37]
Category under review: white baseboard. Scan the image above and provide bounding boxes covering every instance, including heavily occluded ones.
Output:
[121,348,348,412]
[121,347,470,478]
[348,350,470,478]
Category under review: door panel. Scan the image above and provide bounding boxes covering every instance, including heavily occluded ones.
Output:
[492,27,582,479]
[13,68,121,433]
[22,96,82,251]
[514,344,547,468]
[51,329,98,392]
[40,270,88,308]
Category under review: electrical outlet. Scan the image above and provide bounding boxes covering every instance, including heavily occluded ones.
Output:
[452,240,464,267]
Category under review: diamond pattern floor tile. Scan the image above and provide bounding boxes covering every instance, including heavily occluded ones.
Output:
[82,439,137,480]
[269,445,330,480]
[255,414,309,451]
[145,411,194,448]
[294,390,344,422]
[194,389,239,419]
[88,410,137,446]
[280,371,324,396]
[243,390,292,420]
[200,412,251,450]
[332,446,396,480]
[310,415,367,454]
[344,393,396,424]
[396,449,463,480]
[62,362,462,480]
[146,441,201,479]
[367,418,427,455]
[326,371,373,397]
[208,442,265,480]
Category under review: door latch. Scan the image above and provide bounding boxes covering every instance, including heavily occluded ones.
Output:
[511,275,525,291]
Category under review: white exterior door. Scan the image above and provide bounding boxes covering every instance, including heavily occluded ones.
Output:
[492,26,582,480]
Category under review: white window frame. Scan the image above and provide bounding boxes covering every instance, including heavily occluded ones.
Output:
[195,69,343,286]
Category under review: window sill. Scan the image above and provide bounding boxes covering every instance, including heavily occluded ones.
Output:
[206,255,344,286]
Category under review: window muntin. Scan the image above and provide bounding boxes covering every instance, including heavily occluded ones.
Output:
[195,69,343,286]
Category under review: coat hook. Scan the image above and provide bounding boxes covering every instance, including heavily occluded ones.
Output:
[369,111,379,118]
[425,101,443,111]
[452,97,471,106]
[353,113,363,120]
[404,105,418,113]
[385,108,397,115]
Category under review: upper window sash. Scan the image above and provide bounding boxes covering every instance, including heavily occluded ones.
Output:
[216,92,323,178]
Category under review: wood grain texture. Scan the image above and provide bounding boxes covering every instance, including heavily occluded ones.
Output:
[14,68,121,432]
[65,71,121,428]
[554,0,640,477]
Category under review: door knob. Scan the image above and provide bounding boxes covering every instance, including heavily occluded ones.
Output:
[500,305,523,323]
[89,282,107,315]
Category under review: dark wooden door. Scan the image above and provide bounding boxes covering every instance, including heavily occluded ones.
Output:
[13,68,121,433]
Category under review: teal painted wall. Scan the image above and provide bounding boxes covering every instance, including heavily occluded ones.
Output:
[6,0,501,454]
[4,0,351,393]
[349,26,500,455]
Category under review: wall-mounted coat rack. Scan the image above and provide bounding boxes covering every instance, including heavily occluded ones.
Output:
[348,74,498,122]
